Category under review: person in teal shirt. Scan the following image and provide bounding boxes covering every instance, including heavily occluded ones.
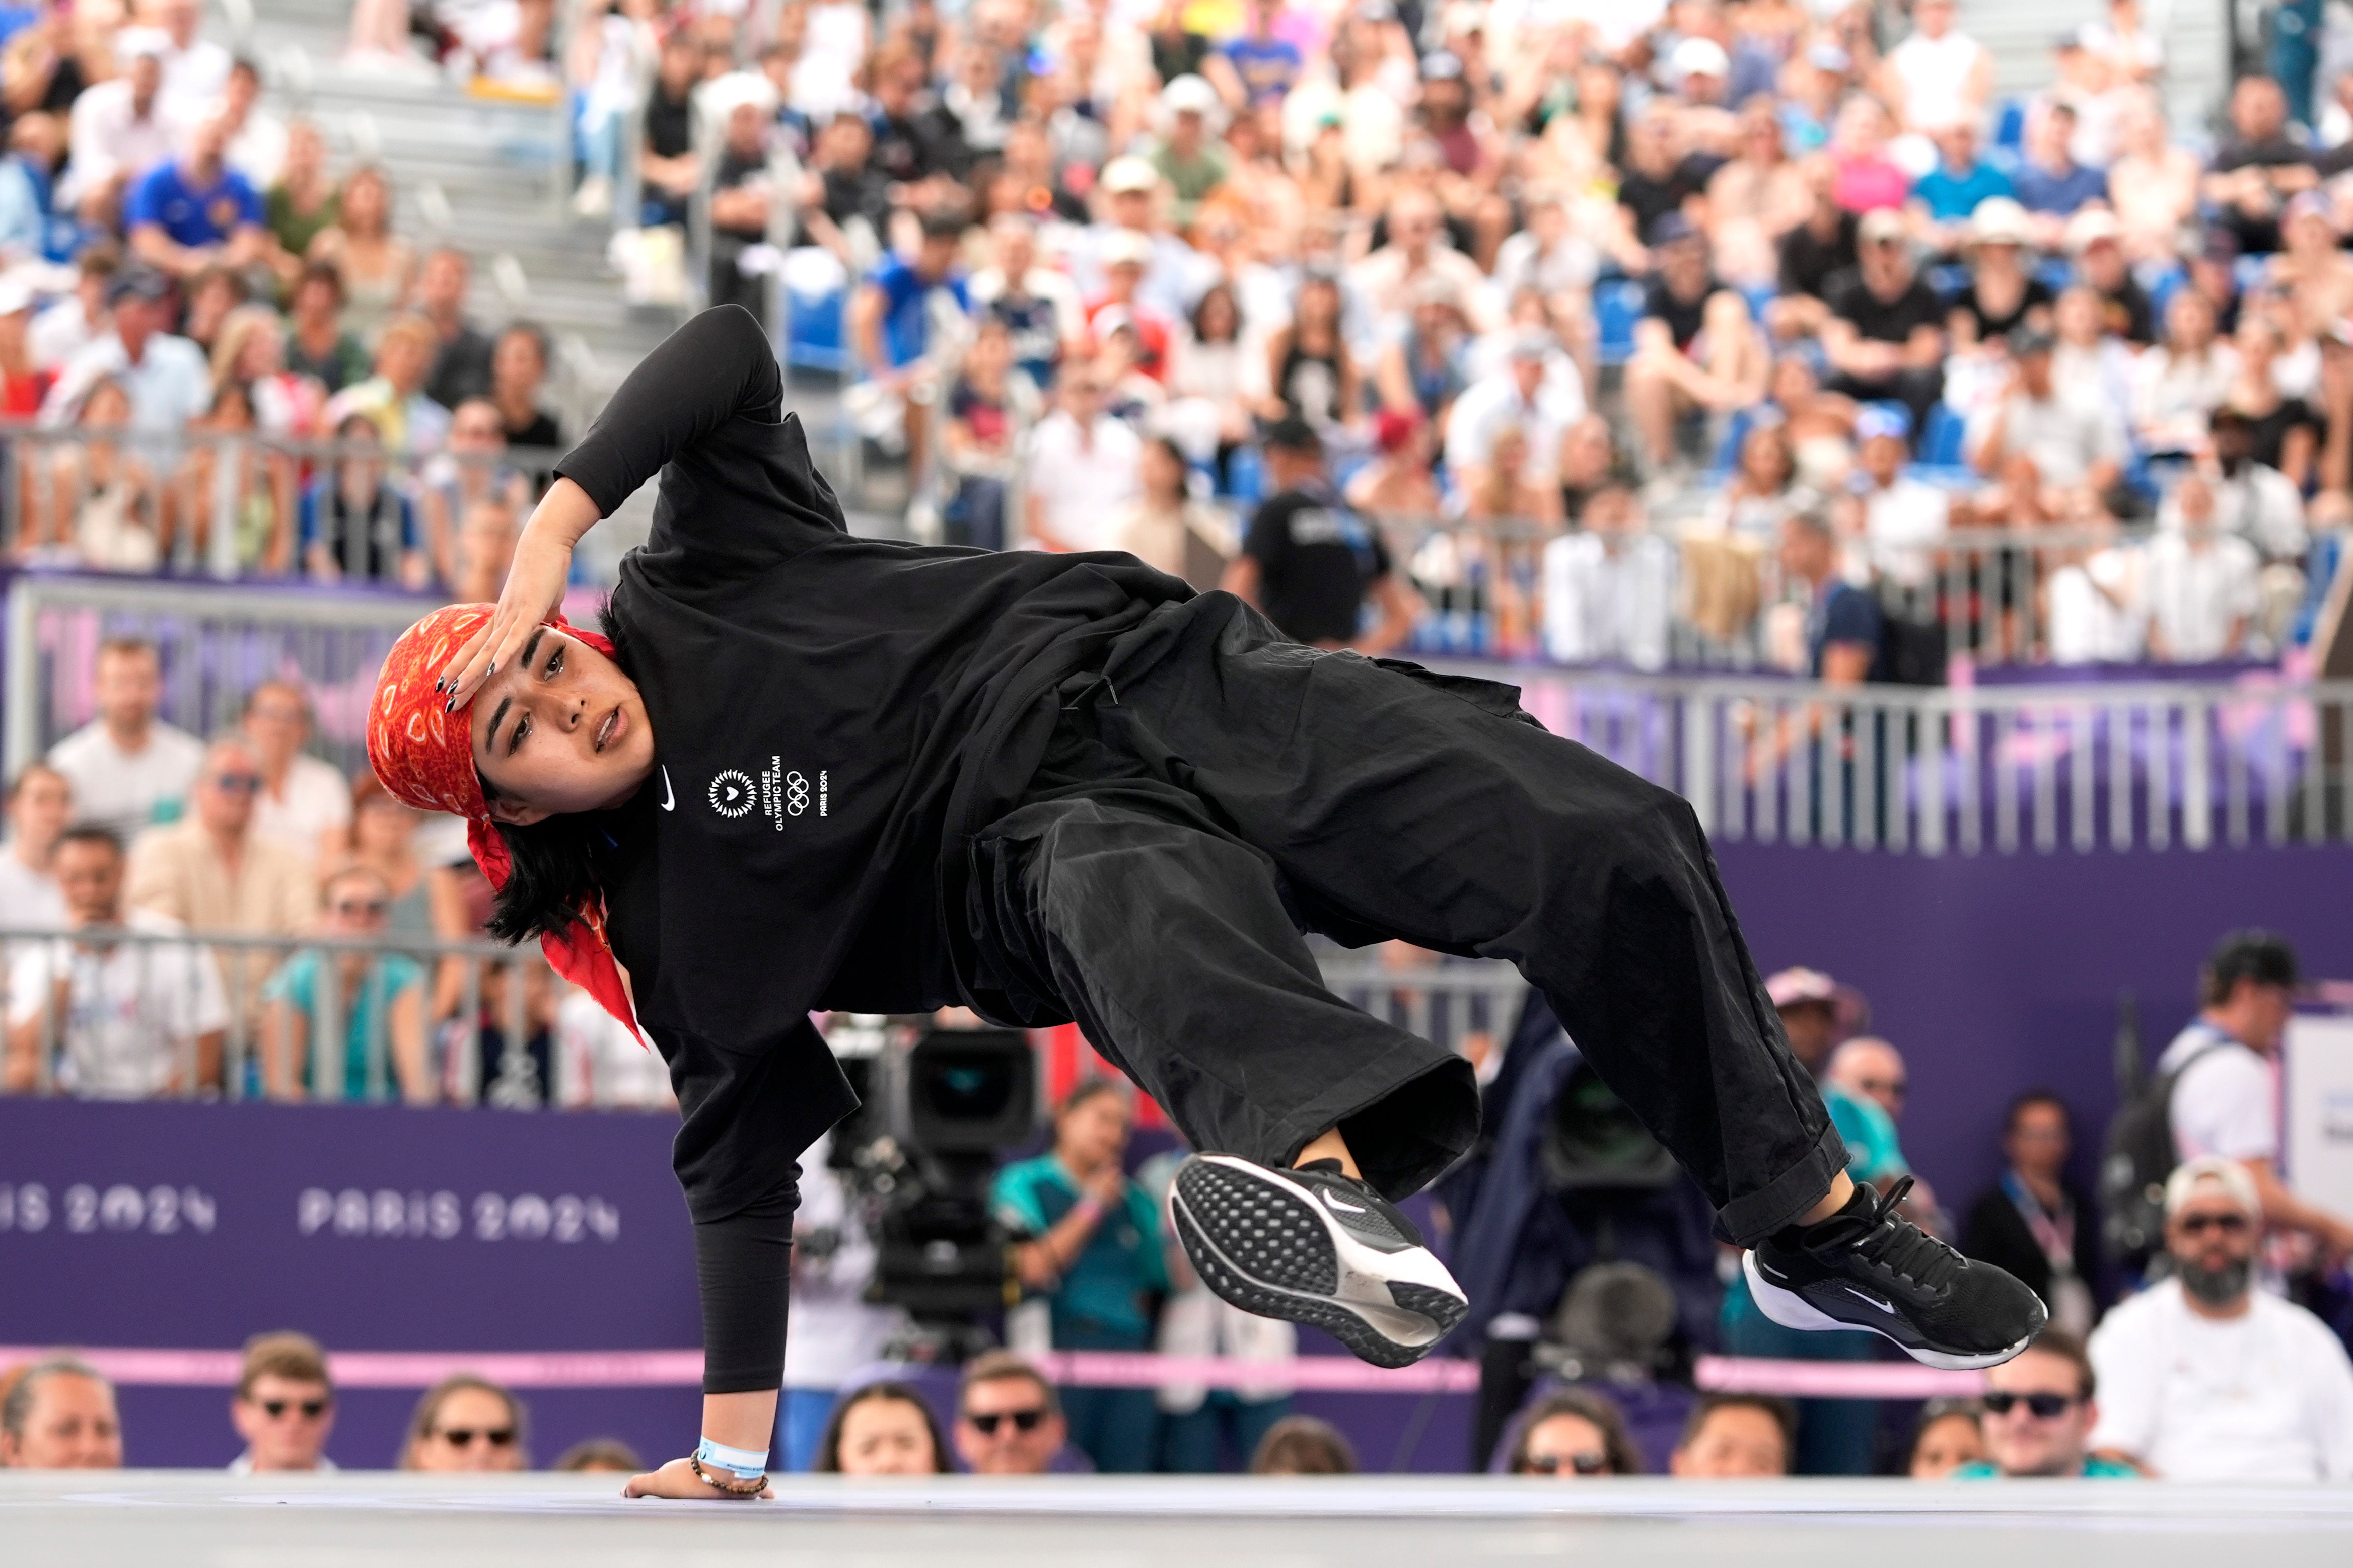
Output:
[1952,1327,2137,1478]
[991,1079,1170,1472]
[260,866,430,1103]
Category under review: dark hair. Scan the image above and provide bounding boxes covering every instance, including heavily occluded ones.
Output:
[483,605,632,946]
[1249,1414,1358,1474]
[236,1330,332,1400]
[1190,282,1240,343]
[296,261,345,304]
[2003,1088,2069,1136]
[1506,1388,1645,1475]
[400,1374,526,1467]
[2202,929,2299,1006]
[552,1437,645,1471]
[956,1350,1058,1418]
[1055,1078,1130,1119]
[498,321,551,367]
[56,824,125,860]
[1678,1392,1795,1469]
[814,1381,951,1473]
[1907,1398,1982,1468]
[2019,1325,2096,1400]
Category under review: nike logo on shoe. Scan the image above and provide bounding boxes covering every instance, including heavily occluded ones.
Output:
[1843,1285,1898,1314]
[660,766,675,811]
[1757,1259,1792,1284]
[1319,1189,1368,1214]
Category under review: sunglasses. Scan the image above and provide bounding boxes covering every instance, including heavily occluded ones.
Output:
[332,899,390,918]
[1858,1077,1908,1099]
[1981,1391,2077,1419]
[432,1427,515,1447]
[1525,1450,1611,1475]
[260,1398,330,1420]
[210,773,263,794]
[965,1408,1048,1436]
[2177,1212,2250,1237]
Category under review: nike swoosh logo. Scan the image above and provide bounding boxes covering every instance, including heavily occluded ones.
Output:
[660,766,674,811]
[1843,1285,1898,1314]
[1319,1190,1367,1215]
[1757,1259,1792,1284]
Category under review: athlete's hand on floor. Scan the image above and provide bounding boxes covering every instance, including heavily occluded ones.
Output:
[622,1456,772,1500]
[437,477,601,706]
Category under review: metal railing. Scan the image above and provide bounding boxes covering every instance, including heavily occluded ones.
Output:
[0,927,651,1109]
[1476,666,2353,855]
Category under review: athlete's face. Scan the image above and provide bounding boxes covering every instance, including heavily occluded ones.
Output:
[469,627,657,825]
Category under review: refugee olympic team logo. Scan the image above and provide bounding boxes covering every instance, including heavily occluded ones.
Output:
[708,769,755,819]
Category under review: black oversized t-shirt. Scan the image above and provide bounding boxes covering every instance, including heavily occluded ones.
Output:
[1825,268,1946,344]
[552,306,1196,1223]
[1242,484,1391,646]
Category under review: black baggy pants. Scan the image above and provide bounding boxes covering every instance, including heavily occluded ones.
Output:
[962,599,1845,1246]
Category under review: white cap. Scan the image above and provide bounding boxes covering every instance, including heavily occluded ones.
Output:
[1100,228,1154,268]
[0,278,33,316]
[1162,73,1220,117]
[1099,156,1160,195]
[2165,1155,2261,1220]
[1969,196,2032,247]
[1672,37,1730,78]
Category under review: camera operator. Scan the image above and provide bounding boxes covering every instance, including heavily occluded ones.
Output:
[780,1127,908,1473]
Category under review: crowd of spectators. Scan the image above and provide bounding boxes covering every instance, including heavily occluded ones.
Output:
[0,0,569,594]
[544,0,2353,674]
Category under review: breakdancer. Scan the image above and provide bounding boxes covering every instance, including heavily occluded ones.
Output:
[370,306,2041,1499]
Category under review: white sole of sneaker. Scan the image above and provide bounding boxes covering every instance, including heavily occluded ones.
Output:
[1169,1154,1468,1369]
[1742,1252,2036,1372]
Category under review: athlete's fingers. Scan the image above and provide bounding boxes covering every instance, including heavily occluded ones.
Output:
[432,623,494,701]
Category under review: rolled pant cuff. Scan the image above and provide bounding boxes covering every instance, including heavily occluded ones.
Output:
[1715,1119,1850,1247]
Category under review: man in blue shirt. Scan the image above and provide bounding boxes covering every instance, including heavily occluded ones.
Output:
[124,114,264,281]
[1214,0,1302,108]
[1780,506,1888,683]
[848,209,970,480]
[1911,120,2014,253]
[2011,103,2107,241]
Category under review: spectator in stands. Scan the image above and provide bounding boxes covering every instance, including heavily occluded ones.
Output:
[26,249,110,379]
[2204,75,2314,257]
[1626,220,1766,474]
[992,1081,1166,1473]
[637,31,703,230]
[0,112,63,267]
[1909,120,2011,256]
[2132,289,2237,459]
[2011,105,2105,242]
[1772,157,1859,340]
[1260,269,1352,429]
[2090,1157,2353,1480]
[814,1383,951,1475]
[142,0,230,115]
[284,263,369,395]
[265,121,340,280]
[1852,404,1947,594]
[417,249,493,410]
[553,1438,644,1473]
[1670,1394,1795,1478]
[970,212,1083,393]
[421,397,527,583]
[219,57,284,189]
[125,113,266,283]
[1227,418,1416,655]
[1353,186,1495,338]
[1023,365,1139,553]
[0,1355,122,1468]
[488,324,562,451]
[0,283,42,420]
[2221,318,2318,493]
[62,37,173,228]
[1448,328,1581,499]
[300,410,428,586]
[1541,483,1677,669]
[307,165,415,344]
[556,978,673,1109]
[0,761,70,928]
[327,314,451,456]
[708,101,779,322]
[849,210,968,481]
[1113,435,1229,591]
[127,733,318,1021]
[1347,409,1443,522]
[400,1375,528,1471]
[346,774,434,939]
[1907,1400,1985,1478]
[34,376,162,570]
[2143,475,2261,661]
[1961,1092,2101,1338]
[1822,210,1946,437]
[954,1352,1072,1476]
[2158,933,2353,1258]
[227,1332,337,1473]
[1505,1389,1644,1476]
[241,681,353,870]
[1967,329,2125,521]
[452,494,521,604]
[6,824,228,1096]
[45,635,203,845]
[1249,1415,1358,1475]
[2207,407,2308,565]
[1878,0,1990,135]
[43,268,210,439]
[1954,1328,2133,1478]
[796,111,890,267]
[1778,506,1884,684]
[1825,1036,1908,1124]
[173,374,296,574]
[262,863,430,1103]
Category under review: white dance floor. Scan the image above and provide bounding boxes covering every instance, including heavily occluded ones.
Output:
[7,1471,2351,1567]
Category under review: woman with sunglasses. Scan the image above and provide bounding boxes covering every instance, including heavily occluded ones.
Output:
[400,1376,526,1471]
[370,305,2045,1502]
[259,864,431,1104]
[1505,1389,1643,1477]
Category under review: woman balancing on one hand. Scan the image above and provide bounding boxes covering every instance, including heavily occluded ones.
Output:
[369,306,2043,1500]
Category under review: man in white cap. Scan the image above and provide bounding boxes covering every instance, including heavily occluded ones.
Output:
[2088,1157,2353,1480]
[1148,75,1230,231]
[2067,209,2155,344]
[1445,325,1581,496]
[1078,154,1214,323]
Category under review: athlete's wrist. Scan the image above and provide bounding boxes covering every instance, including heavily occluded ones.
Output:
[694,1435,770,1482]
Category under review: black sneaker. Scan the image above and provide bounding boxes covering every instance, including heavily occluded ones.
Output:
[1744,1176,2046,1371]
[1168,1154,1468,1369]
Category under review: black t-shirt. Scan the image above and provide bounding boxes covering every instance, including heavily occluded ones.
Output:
[868,108,944,185]
[2243,399,2321,472]
[1643,272,1719,351]
[1826,268,1946,344]
[645,84,692,160]
[1616,156,1717,244]
[1242,484,1390,646]
[552,305,1197,1223]
[2209,135,2311,253]
[821,165,892,231]
[1151,30,1212,83]
[1778,212,1859,301]
[425,324,495,411]
[1952,274,2052,343]
[2097,275,2157,346]
[504,408,564,450]
[712,146,768,239]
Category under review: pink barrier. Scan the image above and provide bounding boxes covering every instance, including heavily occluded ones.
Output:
[1,1346,1981,1400]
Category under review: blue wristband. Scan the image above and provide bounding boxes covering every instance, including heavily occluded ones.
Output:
[696,1437,769,1480]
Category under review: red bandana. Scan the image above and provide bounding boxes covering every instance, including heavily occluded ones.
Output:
[368,604,643,1042]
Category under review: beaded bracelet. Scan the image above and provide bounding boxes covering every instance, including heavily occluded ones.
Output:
[687,1452,768,1496]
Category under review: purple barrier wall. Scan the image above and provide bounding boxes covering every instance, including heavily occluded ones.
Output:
[1712,842,2353,1224]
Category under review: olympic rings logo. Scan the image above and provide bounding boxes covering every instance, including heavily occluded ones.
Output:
[784,772,809,815]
